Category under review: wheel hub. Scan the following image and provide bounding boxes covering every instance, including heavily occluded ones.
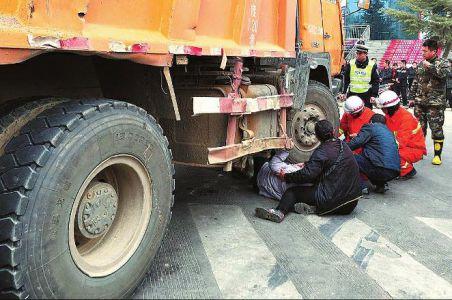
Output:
[77,182,118,239]
[305,121,316,134]
[70,155,152,277]
[292,104,326,151]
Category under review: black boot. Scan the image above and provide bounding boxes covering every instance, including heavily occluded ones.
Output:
[374,184,388,194]
[399,168,417,180]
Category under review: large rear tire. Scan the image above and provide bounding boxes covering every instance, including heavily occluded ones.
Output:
[287,81,339,162]
[0,100,59,155]
[0,100,174,298]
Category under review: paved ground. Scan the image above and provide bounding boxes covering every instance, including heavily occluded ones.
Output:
[133,110,452,299]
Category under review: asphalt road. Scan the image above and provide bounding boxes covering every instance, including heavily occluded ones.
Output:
[133,109,452,299]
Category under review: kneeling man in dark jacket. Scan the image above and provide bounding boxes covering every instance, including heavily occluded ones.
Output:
[255,120,362,223]
[348,114,400,193]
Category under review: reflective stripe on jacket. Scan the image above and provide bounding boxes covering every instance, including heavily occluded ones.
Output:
[350,59,375,93]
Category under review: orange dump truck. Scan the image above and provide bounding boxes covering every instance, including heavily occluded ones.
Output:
[0,1,344,298]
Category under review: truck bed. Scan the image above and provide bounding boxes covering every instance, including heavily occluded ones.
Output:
[0,0,296,65]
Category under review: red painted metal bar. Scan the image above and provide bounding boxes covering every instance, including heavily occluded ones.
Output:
[208,137,288,165]
[224,58,243,171]
[279,64,289,137]
[192,94,294,116]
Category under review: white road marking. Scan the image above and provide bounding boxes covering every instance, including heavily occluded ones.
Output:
[189,204,302,299]
[416,217,452,240]
[307,215,452,299]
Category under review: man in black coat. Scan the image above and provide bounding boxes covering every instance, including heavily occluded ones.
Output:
[255,120,362,223]
[396,60,409,106]
[380,60,393,85]
[407,62,417,91]
[347,114,400,194]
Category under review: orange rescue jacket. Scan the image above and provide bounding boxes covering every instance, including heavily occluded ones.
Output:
[385,107,426,155]
[340,107,375,142]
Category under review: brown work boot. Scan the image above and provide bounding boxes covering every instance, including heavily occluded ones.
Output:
[255,208,285,223]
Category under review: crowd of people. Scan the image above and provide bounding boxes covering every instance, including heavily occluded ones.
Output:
[254,39,451,223]
[378,59,415,107]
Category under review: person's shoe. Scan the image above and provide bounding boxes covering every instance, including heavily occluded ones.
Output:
[373,184,387,194]
[362,187,369,195]
[432,155,442,165]
[255,207,285,223]
[293,203,317,215]
[398,168,417,180]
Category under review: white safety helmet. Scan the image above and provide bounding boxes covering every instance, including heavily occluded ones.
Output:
[377,90,400,108]
[344,96,364,114]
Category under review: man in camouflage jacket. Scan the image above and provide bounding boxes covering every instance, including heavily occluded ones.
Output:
[410,39,451,165]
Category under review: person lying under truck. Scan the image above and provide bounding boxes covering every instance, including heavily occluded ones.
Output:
[347,114,400,194]
[255,150,306,201]
[255,120,362,223]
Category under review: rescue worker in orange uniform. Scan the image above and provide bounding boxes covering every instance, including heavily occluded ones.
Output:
[377,90,426,179]
[340,96,374,153]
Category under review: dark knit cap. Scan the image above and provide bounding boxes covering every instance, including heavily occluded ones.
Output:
[315,120,334,142]
[370,114,386,124]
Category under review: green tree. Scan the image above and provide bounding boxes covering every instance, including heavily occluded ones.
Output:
[361,0,394,40]
[385,0,452,57]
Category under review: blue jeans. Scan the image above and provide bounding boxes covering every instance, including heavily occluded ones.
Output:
[354,155,399,187]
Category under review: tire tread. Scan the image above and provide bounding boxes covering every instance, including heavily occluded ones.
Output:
[0,99,175,298]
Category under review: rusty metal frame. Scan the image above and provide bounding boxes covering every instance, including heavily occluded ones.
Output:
[208,137,289,165]
[192,94,294,116]
[206,61,294,167]
[223,58,243,171]
[279,64,290,137]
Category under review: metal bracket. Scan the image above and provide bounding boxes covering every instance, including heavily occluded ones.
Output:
[163,66,181,121]
[208,137,289,165]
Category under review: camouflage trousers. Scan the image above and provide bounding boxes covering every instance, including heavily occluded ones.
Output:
[414,105,445,140]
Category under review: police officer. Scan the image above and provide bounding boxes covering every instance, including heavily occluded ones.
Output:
[340,44,380,109]
[409,39,451,165]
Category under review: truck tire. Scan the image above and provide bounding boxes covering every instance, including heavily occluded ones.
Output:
[0,99,174,299]
[0,100,59,155]
[287,80,339,162]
